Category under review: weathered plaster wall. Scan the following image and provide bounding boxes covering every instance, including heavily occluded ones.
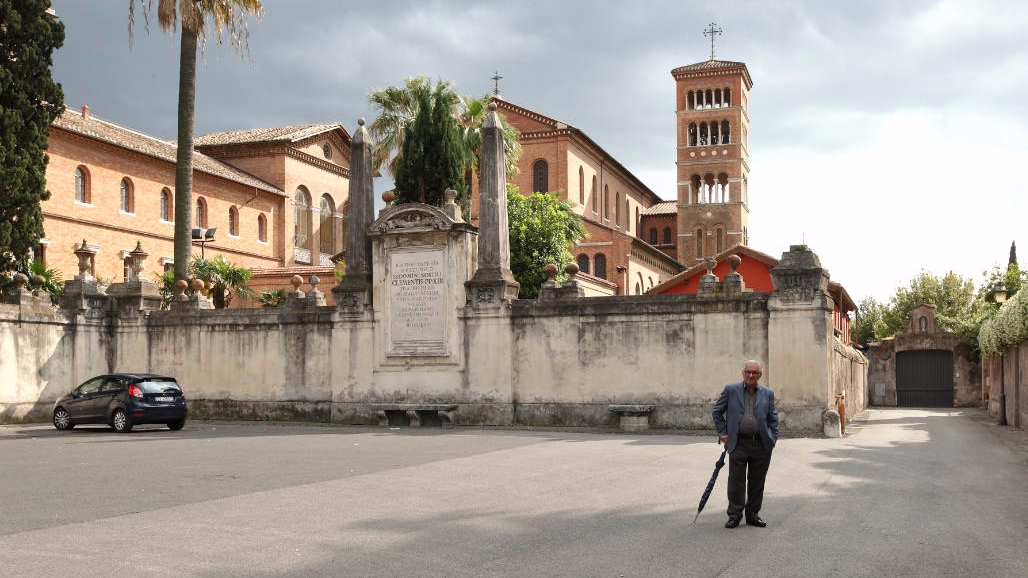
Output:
[2,244,865,435]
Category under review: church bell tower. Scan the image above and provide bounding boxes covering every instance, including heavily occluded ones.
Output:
[673,24,753,264]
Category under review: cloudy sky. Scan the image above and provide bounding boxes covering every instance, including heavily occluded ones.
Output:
[48,0,1028,304]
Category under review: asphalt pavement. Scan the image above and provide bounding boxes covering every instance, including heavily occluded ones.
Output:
[1,408,1025,577]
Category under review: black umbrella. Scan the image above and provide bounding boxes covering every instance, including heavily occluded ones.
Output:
[693,448,727,523]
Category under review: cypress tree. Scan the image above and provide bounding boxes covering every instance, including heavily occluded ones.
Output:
[1009,240,1017,266]
[0,0,65,274]
[392,85,466,207]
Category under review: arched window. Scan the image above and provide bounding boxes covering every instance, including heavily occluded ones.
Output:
[160,188,172,222]
[663,227,672,245]
[724,88,732,106]
[294,186,311,250]
[195,197,207,228]
[615,192,621,225]
[532,160,548,192]
[649,228,658,245]
[721,121,731,144]
[74,167,89,203]
[591,175,598,213]
[257,214,268,243]
[594,254,607,279]
[578,166,585,205]
[228,206,239,236]
[716,228,724,253]
[576,254,590,275]
[120,178,134,213]
[635,282,641,295]
[603,185,609,220]
[320,194,335,255]
[695,228,703,259]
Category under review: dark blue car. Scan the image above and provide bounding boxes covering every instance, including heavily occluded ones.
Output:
[52,373,188,432]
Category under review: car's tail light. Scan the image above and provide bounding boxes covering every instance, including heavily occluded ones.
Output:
[128,385,144,398]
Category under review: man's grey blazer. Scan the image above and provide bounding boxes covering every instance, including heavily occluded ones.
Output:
[712,381,780,453]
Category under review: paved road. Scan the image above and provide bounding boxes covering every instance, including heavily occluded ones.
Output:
[1,408,1025,578]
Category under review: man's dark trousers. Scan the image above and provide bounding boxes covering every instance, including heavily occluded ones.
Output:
[726,435,771,520]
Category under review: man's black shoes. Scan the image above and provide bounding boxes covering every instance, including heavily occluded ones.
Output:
[725,517,741,528]
[745,516,767,528]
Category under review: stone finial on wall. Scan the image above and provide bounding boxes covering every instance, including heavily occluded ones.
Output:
[466,102,519,310]
[698,256,718,294]
[443,189,464,223]
[722,254,748,293]
[74,239,95,280]
[128,241,147,282]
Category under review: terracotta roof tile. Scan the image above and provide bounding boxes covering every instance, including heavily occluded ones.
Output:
[194,124,348,146]
[53,108,283,196]
[642,201,677,215]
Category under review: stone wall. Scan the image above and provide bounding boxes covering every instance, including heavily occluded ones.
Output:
[1,246,866,435]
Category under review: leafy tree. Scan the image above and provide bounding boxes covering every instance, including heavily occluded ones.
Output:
[0,0,65,276]
[190,254,255,309]
[852,296,887,347]
[856,270,986,350]
[507,186,587,299]
[128,0,263,283]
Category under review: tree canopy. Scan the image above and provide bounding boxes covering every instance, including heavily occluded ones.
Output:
[507,186,587,299]
[853,261,1028,353]
[392,85,466,206]
[0,0,65,275]
[367,76,521,208]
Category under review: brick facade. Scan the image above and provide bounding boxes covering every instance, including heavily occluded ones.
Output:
[40,107,350,294]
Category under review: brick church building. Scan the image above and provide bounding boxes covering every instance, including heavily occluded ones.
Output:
[35,50,778,303]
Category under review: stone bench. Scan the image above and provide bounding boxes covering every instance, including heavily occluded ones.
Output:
[368,404,459,428]
[608,405,656,432]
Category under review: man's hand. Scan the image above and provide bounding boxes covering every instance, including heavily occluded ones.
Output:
[719,435,728,445]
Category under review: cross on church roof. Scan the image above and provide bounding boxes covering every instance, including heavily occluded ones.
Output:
[703,22,723,60]
[491,71,503,96]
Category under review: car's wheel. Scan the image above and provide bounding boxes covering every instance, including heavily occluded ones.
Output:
[111,409,132,433]
[167,419,185,431]
[53,408,74,430]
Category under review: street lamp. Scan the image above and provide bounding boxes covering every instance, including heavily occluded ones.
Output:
[191,227,217,259]
[992,281,1008,425]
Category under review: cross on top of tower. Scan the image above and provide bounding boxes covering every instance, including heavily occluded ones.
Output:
[491,70,503,96]
[703,22,723,60]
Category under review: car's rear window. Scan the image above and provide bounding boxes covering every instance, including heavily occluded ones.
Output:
[135,379,181,394]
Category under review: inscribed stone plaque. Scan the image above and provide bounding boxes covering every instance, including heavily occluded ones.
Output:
[389,249,447,355]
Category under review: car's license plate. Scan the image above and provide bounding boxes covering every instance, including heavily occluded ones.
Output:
[154,396,175,403]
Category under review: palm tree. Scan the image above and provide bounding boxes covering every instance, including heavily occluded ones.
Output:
[190,255,255,309]
[458,93,521,181]
[128,0,263,283]
[368,79,522,207]
[367,76,455,179]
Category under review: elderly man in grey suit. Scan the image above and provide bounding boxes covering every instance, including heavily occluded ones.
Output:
[712,360,779,528]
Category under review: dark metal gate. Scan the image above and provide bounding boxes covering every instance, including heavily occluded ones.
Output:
[896,350,953,407]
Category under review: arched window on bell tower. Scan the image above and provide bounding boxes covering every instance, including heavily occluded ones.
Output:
[695,228,704,259]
